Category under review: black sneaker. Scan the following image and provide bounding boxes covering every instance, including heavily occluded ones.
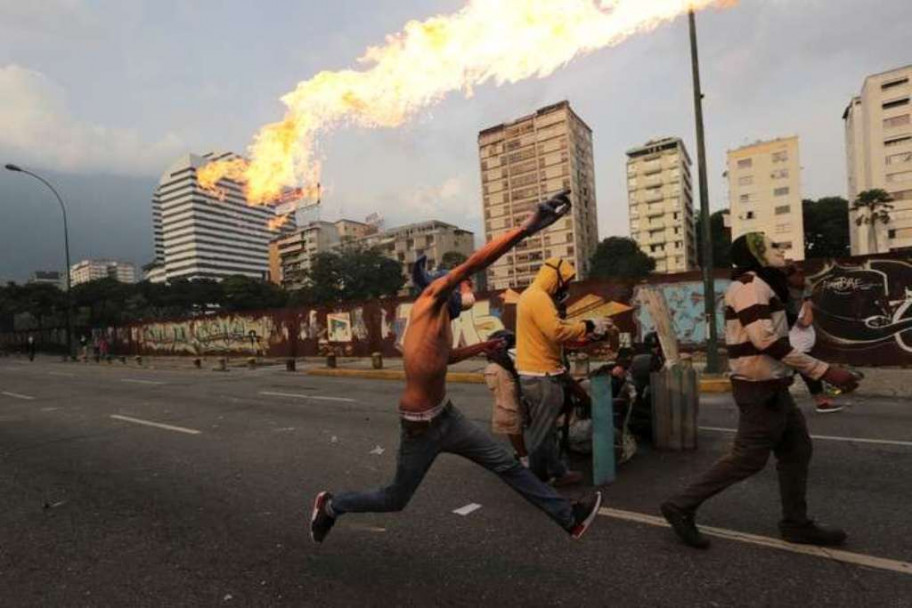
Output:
[660,501,710,549]
[568,491,602,539]
[780,521,846,546]
[310,491,336,543]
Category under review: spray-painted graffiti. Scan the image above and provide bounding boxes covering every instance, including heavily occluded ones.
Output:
[394,298,505,352]
[633,280,730,346]
[810,259,912,360]
[133,316,283,355]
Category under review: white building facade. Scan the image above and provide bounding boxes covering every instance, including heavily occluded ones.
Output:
[844,65,912,254]
[70,259,137,286]
[626,137,696,273]
[150,152,295,283]
[727,136,806,261]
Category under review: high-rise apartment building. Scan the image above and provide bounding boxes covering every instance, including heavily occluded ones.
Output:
[844,65,912,254]
[726,136,805,261]
[150,152,295,283]
[70,259,137,286]
[28,270,64,290]
[478,101,599,290]
[626,137,696,273]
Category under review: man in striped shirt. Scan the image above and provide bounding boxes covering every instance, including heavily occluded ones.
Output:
[661,232,860,549]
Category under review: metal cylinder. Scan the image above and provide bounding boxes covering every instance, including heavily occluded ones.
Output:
[371,352,383,370]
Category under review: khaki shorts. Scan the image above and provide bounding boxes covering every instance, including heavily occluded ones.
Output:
[492,403,523,435]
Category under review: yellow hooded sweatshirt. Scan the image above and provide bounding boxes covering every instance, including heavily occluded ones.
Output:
[515,258,589,375]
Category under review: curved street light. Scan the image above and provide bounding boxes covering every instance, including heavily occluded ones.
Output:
[4,163,74,359]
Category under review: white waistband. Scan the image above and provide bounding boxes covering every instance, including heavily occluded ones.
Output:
[518,368,566,378]
[400,395,449,421]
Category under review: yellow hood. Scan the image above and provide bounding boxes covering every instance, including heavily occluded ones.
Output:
[530,257,576,295]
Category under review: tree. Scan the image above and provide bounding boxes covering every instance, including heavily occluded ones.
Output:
[589,236,655,280]
[695,210,731,269]
[302,246,404,305]
[803,197,850,259]
[71,278,130,327]
[851,189,894,254]
[221,275,287,312]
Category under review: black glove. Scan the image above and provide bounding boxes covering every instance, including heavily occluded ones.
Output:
[522,189,572,236]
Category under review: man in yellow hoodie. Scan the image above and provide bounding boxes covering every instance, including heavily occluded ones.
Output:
[517,258,614,484]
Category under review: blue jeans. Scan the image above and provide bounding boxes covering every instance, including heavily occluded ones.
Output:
[520,375,570,482]
[333,404,575,530]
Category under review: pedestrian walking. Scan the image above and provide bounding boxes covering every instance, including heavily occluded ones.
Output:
[27,334,36,362]
[787,267,840,413]
[660,232,860,549]
[310,191,603,544]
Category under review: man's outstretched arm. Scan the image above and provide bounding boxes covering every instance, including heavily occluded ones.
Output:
[426,190,572,301]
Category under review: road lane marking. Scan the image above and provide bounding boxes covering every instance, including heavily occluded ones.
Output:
[120,379,166,385]
[259,391,356,403]
[1,391,35,400]
[598,507,912,576]
[48,371,75,377]
[109,414,201,435]
[701,426,912,448]
[453,503,482,516]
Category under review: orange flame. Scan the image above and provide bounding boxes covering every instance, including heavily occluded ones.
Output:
[201,0,735,204]
[267,213,293,232]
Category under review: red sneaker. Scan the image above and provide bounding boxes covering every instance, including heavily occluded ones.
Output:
[568,491,602,539]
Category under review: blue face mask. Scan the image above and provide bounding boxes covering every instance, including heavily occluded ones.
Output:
[412,255,468,319]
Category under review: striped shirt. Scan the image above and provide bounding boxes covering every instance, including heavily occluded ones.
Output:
[724,272,828,382]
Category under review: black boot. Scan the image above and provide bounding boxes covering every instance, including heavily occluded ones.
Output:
[661,501,710,549]
[780,521,846,546]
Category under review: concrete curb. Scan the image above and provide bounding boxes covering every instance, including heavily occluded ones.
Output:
[308,367,731,392]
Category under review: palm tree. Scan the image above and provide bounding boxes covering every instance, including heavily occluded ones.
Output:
[851,189,894,254]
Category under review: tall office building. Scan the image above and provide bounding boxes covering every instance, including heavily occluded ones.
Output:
[626,137,696,273]
[150,151,295,283]
[478,101,599,290]
[726,136,806,261]
[70,259,137,286]
[844,65,912,254]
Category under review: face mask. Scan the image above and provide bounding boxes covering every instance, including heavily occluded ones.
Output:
[746,233,787,268]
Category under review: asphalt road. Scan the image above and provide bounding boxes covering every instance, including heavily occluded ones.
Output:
[1,357,910,607]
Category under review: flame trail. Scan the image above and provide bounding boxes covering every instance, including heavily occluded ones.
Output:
[199,0,735,204]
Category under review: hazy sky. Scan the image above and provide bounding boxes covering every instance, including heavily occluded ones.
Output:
[0,0,909,281]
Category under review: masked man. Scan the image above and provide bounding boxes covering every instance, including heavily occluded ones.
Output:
[516,258,614,485]
[310,191,603,543]
[660,232,860,549]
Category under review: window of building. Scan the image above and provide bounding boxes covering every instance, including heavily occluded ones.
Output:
[745,211,756,220]
[889,229,897,239]
[739,193,755,204]
[883,97,911,110]
[771,169,789,179]
[775,205,791,215]
[887,152,912,165]
[884,115,911,129]
[772,151,789,163]
[886,136,912,147]
[892,189,912,201]
[882,78,909,91]
[737,158,753,169]
[775,223,791,234]
[774,187,790,196]
[886,170,912,183]
[738,176,753,186]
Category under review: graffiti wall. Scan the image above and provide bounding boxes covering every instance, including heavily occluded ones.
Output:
[633,280,731,347]
[806,258,912,366]
[8,253,912,367]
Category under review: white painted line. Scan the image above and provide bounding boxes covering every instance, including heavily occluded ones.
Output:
[259,391,356,403]
[453,503,482,516]
[48,371,75,377]
[701,426,912,448]
[599,507,912,576]
[120,379,166,385]
[1,391,35,400]
[109,414,201,435]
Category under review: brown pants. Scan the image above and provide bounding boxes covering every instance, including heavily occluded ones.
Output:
[670,379,812,525]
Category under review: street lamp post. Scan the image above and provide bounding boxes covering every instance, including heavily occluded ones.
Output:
[687,10,722,374]
[5,163,74,359]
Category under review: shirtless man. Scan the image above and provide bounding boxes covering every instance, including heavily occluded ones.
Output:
[310,191,603,543]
